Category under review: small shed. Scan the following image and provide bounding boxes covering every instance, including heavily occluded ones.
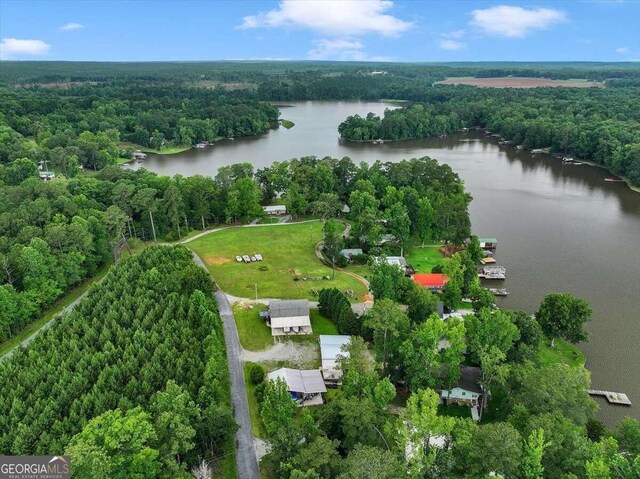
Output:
[268,367,327,406]
[263,205,287,216]
[341,204,351,214]
[268,300,311,336]
[319,335,351,385]
[412,273,450,291]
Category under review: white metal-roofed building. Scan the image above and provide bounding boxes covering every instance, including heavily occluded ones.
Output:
[319,335,351,385]
[263,205,287,216]
[267,367,327,406]
[339,248,363,260]
[268,299,311,336]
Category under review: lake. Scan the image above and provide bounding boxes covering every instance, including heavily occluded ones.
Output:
[136,101,640,425]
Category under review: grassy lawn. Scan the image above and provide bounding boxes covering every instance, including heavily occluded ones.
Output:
[244,363,268,439]
[233,303,338,352]
[538,338,586,368]
[405,244,447,273]
[233,303,272,351]
[189,222,368,301]
[438,404,472,419]
[310,308,339,335]
[120,141,191,155]
[279,119,295,129]
[142,145,191,155]
[0,263,112,357]
[116,156,132,165]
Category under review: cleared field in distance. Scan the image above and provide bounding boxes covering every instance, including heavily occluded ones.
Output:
[436,77,605,88]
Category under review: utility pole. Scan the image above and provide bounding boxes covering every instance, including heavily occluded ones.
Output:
[149,210,157,242]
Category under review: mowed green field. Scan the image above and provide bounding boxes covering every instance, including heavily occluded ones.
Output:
[189,222,368,300]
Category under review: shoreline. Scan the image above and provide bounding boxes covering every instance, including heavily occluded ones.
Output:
[340,133,640,193]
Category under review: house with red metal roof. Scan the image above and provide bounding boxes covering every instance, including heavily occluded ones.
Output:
[412,273,449,291]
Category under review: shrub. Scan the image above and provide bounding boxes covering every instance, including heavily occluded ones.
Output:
[250,364,265,385]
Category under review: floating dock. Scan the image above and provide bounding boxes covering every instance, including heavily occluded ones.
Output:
[486,287,509,296]
[478,265,506,280]
[480,257,496,264]
[588,390,632,406]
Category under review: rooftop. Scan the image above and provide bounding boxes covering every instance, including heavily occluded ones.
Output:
[412,273,449,288]
[456,366,483,394]
[269,299,310,318]
[268,368,327,394]
[319,335,351,361]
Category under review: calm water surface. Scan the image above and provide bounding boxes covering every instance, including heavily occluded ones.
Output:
[138,101,640,425]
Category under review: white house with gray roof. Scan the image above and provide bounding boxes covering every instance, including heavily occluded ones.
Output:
[268,299,311,336]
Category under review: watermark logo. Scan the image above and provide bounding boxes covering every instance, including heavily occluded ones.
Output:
[0,456,70,479]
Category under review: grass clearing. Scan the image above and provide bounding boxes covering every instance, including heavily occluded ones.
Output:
[233,303,272,352]
[279,119,295,129]
[310,308,339,335]
[189,222,368,301]
[244,363,268,439]
[0,263,111,357]
[438,404,472,419]
[120,141,191,155]
[436,77,604,88]
[538,338,586,368]
[405,244,447,273]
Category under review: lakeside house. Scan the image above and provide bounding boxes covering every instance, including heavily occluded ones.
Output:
[412,273,450,291]
[268,367,327,406]
[263,205,287,216]
[267,300,311,336]
[440,366,484,420]
[319,335,351,386]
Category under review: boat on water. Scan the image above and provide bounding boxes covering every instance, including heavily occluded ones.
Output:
[372,138,385,144]
[605,176,625,183]
[486,288,509,296]
[195,142,207,149]
[478,265,506,280]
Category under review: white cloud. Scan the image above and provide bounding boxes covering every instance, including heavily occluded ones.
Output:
[240,0,413,37]
[616,47,629,53]
[0,38,51,59]
[308,38,389,61]
[60,22,85,31]
[470,6,566,38]
[443,29,465,39]
[440,39,466,51]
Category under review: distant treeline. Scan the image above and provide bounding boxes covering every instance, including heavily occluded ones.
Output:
[2,60,639,84]
[0,83,279,169]
[338,88,640,185]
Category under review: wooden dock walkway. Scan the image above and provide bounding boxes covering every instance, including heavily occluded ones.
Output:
[588,390,632,405]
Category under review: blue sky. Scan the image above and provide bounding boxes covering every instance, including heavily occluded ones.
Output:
[1,0,638,62]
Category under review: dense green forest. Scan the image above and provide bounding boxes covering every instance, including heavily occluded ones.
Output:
[0,246,235,477]
[0,155,468,348]
[338,88,640,185]
[0,83,279,170]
